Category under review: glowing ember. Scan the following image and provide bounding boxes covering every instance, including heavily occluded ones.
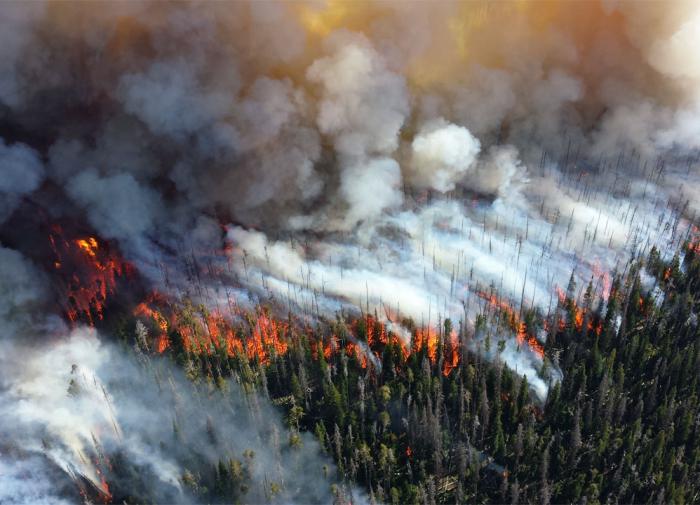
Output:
[76,237,99,258]
[92,458,112,503]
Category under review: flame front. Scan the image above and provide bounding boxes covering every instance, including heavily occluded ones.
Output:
[133,294,468,378]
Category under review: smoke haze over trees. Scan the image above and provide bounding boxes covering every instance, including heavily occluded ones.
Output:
[2,1,700,503]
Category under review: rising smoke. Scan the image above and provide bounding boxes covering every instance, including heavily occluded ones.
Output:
[1,0,700,501]
[0,328,351,503]
[0,246,355,503]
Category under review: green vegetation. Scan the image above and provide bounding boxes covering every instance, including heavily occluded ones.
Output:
[144,241,700,504]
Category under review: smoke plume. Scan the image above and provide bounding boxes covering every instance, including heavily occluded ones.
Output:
[2,0,700,500]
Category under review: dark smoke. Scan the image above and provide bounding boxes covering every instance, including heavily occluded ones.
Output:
[1,1,700,501]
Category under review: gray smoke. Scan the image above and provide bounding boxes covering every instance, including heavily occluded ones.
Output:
[0,247,361,503]
[0,329,353,503]
[1,0,700,499]
[0,141,45,226]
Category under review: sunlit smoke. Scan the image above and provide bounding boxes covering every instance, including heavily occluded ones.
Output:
[2,1,700,501]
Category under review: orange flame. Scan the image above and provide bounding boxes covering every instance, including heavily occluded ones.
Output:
[414,326,439,362]
[99,477,111,502]
[555,285,567,303]
[475,290,545,359]
[93,460,112,503]
[76,237,99,258]
[50,227,132,326]
[442,330,460,377]
[554,285,603,337]
[135,296,468,377]
[345,341,369,368]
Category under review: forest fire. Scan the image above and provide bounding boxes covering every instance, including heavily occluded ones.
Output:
[475,290,545,359]
[3,1,700,503]
[95,464,112,504]
[47,222,560,388]
[49,226,133,326]
[132,288,467,377]
[133,293,170,353]
[414,327,439,362]
[592,262,612,301]
[133,293,293,364]
[555,286,603,336]
[442,338,461,376]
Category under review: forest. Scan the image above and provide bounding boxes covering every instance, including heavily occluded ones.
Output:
[112,238,700,504]
[4,3,700,504]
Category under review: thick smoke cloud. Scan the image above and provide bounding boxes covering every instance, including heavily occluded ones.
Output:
[2,0,700,498]
[66,169,164,242]
[0,245,53,338]
[0,2,45,108]
[409,119,481,193]
[0,246,358,502]
[0,329,352,503]
[0,455,76,505]
[303,32,410,229]
[307,32,409,159]
[118,61,230,140]
[3,0,697,247]
[0,141,44,226]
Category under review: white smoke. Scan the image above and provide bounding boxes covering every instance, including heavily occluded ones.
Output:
[0,326,360,503]
[0,245,52,338]
[307,32,409,159]
[0,244,361,503]
[1,4,700,496]
[0,455,75,505]
[408,119,481,193]
[465,145,525,198]
[339,157,404,228]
